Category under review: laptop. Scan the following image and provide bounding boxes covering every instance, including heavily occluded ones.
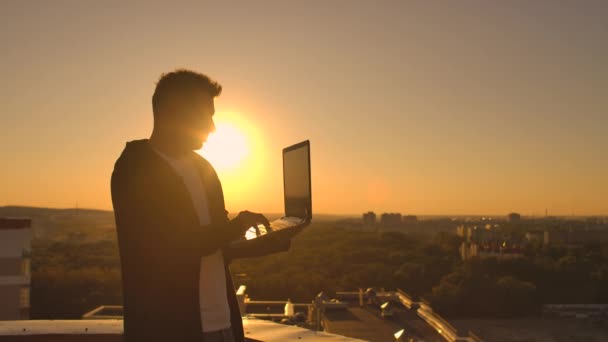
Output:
[241,140,312,241]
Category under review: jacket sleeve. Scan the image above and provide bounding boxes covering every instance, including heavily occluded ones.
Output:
[111,163,241,258]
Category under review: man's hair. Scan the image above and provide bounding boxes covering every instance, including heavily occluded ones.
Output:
[152,69,222,120]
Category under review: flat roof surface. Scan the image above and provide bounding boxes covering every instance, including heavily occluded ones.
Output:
[0,218,31,230]
[323,306,402,342]
[451,318,608,342]
[243,317,365,341]
[0,320,123,335]
[0,318,365,341]
[323,305,444,342]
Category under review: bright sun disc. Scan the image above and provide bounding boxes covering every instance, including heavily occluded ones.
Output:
[199,123,249,172]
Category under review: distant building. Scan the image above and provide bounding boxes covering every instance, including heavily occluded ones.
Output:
[525,231,548,245]
[507,212,522,222]
[362,212,376,228]
[402,215,417,223]
[457,223,523,261]
[0,217,32,320]
[380,213,401,227]
[542,229,607,247]
[456,225,466,238]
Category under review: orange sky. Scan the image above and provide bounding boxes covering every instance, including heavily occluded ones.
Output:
[1,1,607,216]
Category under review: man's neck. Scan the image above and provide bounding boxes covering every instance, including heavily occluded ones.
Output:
[149,131,190,160]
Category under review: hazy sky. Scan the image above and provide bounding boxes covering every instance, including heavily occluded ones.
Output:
[1,1,607,216]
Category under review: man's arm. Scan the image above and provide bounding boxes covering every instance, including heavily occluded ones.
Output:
[223,225,308,261]
[111,166,245,258]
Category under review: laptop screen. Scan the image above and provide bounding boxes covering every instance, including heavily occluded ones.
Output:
[283,141,312,220]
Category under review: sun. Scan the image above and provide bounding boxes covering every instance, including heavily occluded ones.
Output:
[198,122,250,172]
[196,111,267,209]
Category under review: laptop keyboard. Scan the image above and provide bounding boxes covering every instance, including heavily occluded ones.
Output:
[270,216,305,229]
[243,217,305,240]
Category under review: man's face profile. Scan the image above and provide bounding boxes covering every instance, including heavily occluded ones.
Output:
[174,90,216,150]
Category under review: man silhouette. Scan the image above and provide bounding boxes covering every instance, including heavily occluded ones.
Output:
[111,69,294,341]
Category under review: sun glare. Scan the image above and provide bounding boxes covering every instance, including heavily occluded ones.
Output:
[196,111,270,211]
[199,122,249,172]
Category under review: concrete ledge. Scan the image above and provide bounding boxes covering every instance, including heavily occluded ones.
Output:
[0,318,364,342]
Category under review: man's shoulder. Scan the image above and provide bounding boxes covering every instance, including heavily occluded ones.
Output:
[112,139,162,183]
[114,139,153,167]
[190,151,216,173]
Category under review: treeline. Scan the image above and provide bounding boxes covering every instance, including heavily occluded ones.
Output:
[30,239,122,318]
[428,242,608,317]
[230,225,461,303]
[29,221,608,319]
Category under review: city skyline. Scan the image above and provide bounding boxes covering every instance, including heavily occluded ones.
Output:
[1,1,607,216]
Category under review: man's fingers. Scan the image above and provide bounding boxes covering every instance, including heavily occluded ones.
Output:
[237,211,270,230]
[257,214,270,227]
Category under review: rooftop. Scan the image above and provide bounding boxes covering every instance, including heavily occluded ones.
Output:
[0,217,31,230]
[450,317,608,342]
[323,305,444,342]
[0,318,365,342]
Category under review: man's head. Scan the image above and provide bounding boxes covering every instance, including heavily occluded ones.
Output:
[152,69,222,150]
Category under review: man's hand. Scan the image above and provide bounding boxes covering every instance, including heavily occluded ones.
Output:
[232,210,270,234]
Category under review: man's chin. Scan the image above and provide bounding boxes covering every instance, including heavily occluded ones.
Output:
[187,138,203,151]
[189,135,208,150]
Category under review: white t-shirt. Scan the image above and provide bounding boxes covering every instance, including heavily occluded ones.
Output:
[151,147,231,332]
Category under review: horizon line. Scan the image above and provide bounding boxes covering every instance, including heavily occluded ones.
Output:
[1,204,607,218]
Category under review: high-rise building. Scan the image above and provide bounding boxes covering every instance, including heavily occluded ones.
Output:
[0,217,32,320]
[402,215,418,223]
[380,213,402,227]
[362,212,376,228]
[507,212,522,222]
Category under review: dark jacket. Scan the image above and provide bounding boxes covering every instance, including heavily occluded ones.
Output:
[111,139,290,341]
